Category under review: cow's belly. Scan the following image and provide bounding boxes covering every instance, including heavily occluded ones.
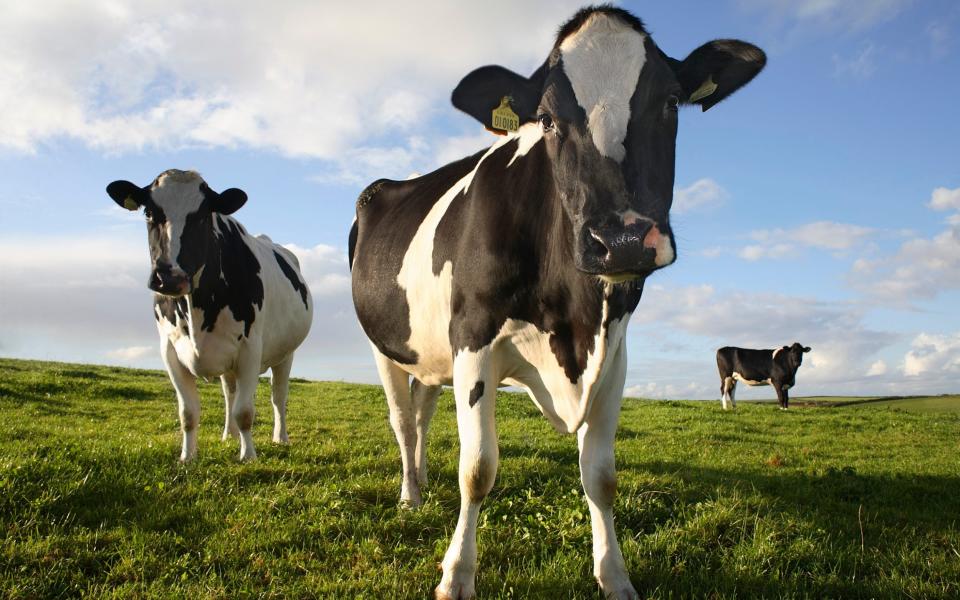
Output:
[732,372,771,386]
[158,306,245,378]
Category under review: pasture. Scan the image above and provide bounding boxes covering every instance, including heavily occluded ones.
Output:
[1,357,958,599]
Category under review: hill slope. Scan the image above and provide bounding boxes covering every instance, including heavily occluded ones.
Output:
[1,358,958,598]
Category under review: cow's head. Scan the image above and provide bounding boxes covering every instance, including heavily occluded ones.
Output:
[786,342,812,369]
[106,170,247,297]
[452,6,765,282]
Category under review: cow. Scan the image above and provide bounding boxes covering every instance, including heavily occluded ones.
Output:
[106,169,313,462]
[349,7,765,599]
[716,343,811,410]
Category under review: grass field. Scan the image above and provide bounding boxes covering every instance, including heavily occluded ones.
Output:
[1,357,958,599]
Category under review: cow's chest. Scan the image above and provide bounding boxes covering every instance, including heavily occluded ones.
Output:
[156,302,247,378]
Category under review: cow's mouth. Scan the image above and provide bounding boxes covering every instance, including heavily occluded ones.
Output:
[576,221,676,279]
[148,269,191,297]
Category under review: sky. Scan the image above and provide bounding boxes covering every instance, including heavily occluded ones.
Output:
[1,0,958,400]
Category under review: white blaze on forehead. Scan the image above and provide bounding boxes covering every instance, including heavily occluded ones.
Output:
[560,13,646,162]
[151,170,206,269]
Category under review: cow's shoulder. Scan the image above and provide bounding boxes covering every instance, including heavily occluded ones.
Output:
[190,216,264,337]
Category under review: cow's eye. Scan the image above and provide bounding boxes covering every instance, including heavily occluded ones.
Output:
[538,113,554,130]
[666,95,680,111]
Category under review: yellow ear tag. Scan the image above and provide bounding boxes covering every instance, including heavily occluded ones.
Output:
[688,75,718,103]
[123,196,139,210]
[491,96,519,133]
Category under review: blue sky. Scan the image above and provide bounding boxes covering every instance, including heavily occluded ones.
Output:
[1,0,958,399]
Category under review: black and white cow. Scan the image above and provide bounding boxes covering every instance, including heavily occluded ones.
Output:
[716,343,811,410]
[106,169,313,462]
[350,7,764,599]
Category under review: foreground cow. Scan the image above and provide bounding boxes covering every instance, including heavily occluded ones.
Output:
[106,169,313,461]
[350,7,764,599]
[716,343,811,410]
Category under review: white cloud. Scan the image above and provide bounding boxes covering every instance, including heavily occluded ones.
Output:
[866,359,888,376]
[284,243,351,297]
[739,0,913,32]
[672,178,728,214]
[624,381,711,400]
[928,186,960,212]
[738,243,794,261]
[926,20,953,58]
[833,43,878,80]
[106,345,154,361]
[0,0,580,161]
[849,188,960,304]
[736,220,874,260]
[903,332,960,376]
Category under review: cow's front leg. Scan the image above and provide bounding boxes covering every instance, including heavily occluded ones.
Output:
[233,346,263,461]
[220,373,239,440]
[161,340,201,462]
[774,383,787,410]
[579,344,637,600]
[436,349,497,600]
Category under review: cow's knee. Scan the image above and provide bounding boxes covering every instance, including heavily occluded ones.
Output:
[464,454,497,503]
[583,462,617,509]
[234,407,254,431]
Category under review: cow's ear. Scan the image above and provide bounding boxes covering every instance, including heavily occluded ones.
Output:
[451,62,545,131]
[209,187,248,215]
[670,39,765,112]
[106,180,147,211]
[803,346,811,353]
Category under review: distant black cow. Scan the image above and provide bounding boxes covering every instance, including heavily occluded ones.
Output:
[716,343,811,410]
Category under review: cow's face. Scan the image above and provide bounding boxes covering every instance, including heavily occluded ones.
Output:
[452,7,765,282]
[106,170,247,297]
[788,343,812,368]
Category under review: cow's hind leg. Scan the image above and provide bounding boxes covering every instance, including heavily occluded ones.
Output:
[412,379,441,488]
[220,373,239,440]
[161,340,201,462]
[270,354,294,444]
[436,349,498,600]
[371,347,421,507]
[579,343,638,600]
[727,378,737,410]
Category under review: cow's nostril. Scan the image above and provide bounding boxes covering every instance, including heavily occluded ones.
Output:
[588,230,610,258]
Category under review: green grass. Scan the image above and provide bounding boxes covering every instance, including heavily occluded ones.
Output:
[1,357,959,599]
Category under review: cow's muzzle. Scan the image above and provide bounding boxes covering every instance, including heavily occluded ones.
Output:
[149,264,191,297]
[576,221,676,281]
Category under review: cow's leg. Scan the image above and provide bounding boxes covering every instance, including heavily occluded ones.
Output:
[161,340,201,462]
[270,354,294,444]
[774,383,787,410]
[232,346,263,461]
[371,347,421,507]
[579,343,637,600]
[220,372,239,440]
[782,386,789,410]
[412,378,441,488]
[721,377,736,410]
[436,349,498,600]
